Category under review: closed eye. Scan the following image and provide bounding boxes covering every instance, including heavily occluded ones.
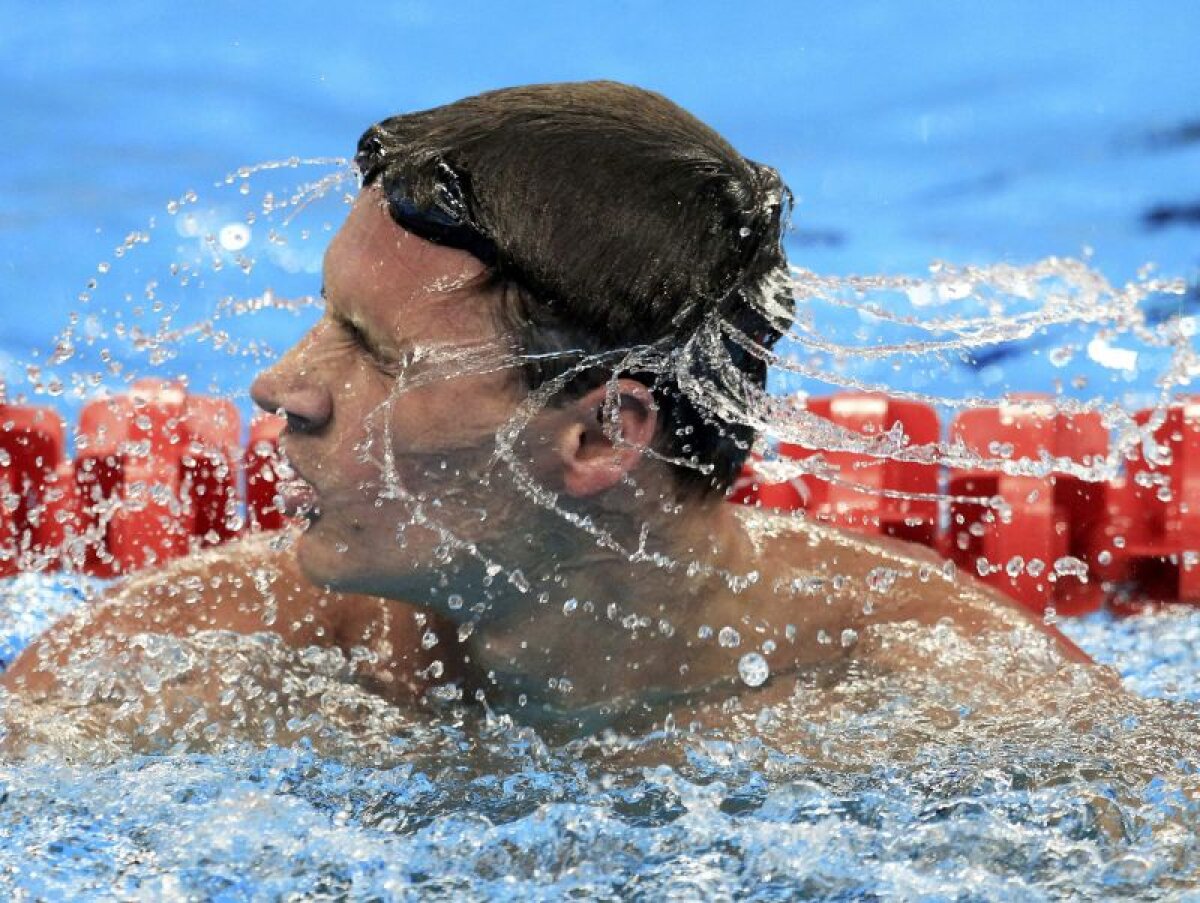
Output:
[331,311,415,377]
[321,288,411,375]
[334,313,370,349]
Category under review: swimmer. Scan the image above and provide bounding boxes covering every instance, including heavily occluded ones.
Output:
[2,82,1093,733]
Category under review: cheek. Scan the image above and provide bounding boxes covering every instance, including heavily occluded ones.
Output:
[387,387,509,456]
[325,371,400,459]
[318,369,522,509]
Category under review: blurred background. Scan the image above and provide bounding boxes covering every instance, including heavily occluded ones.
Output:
[1,0,1198,420]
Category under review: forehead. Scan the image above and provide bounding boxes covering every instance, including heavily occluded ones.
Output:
[324,187,498,339]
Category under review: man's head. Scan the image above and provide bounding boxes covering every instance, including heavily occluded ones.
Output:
[252,81,793,596]
[355,80,793,496]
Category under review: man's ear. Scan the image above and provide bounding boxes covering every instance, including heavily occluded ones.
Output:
[554,379,659,497]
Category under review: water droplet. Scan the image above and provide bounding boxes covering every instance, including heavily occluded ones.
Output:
[1049,345,1074,367]
[737,652,769,687]
[840,628,859,648]
[865,567,896,593]
[1053,556,1089,579]
[718,626,741,648]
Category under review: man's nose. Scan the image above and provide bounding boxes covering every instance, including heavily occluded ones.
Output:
[250,338,333,434]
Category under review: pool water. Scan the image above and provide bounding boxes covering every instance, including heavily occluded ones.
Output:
[0,576,1197,899]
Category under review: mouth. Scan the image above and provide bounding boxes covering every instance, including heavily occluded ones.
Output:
[278,479,321,520]
[273,458,322,521]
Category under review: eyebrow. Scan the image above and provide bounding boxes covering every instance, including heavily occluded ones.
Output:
[321,284,396,361]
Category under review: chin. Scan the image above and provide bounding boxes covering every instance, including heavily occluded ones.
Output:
[291,529,358,591]
[291,539,334,588]
[292,527,426,600]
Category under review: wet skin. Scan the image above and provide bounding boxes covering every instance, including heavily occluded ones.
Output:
[2,187,1094,732]
[1,532,452,704]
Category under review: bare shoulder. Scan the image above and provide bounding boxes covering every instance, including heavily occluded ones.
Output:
[745,510,1093,664]
[1,533,452,701]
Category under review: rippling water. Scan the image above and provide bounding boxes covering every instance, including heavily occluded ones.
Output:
[0,576,1197,899]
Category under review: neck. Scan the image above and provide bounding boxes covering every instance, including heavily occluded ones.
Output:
[443,500,840,731]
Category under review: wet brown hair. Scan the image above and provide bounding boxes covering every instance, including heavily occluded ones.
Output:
[355,81,793,496]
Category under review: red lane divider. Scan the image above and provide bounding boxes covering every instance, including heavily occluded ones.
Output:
[22,379,242,576]
[1105,401,1200,607]
[727,452,809,511]
[778,394,941,546]
[77,379,243,575]
[184,394,244,548]
[0,383,290,578]
[945,398,1109,615]
[3,386,1200,615]
[732,392,1200,614]
[31,462,84,574]
[246,413,287,533]
[0,406,67,575]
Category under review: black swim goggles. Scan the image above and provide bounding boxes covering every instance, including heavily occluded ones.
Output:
[371,160,500,268]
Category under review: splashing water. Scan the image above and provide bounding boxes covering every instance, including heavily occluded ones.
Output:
[0,576,1197,898]
[1,160,1198,898]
